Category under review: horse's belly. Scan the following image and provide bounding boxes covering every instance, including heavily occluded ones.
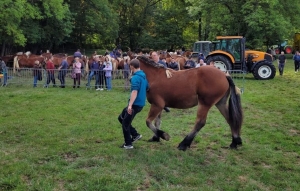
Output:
[167,95,198,109]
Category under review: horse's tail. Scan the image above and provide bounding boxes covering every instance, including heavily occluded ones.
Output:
[13,56,19,74]
[226,76,243,133]
[85,59,89,75]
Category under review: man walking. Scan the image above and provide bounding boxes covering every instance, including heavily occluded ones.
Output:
[278,51,286,76]
[293,51,300,73]
[118,59,149,149]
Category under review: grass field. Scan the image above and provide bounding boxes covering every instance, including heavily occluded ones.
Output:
[0,60,300,191]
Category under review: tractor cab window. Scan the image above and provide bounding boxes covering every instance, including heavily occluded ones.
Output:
[229,39,241,61]
[220,39,241,62]
[202,43,210,57]
[216,38,241,61]
[193,43,201,52]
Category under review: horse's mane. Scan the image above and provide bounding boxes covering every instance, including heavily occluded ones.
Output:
[137,56,165,68]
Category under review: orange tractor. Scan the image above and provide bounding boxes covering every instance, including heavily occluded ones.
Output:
[196,36,276,80]
[292,32,300,53]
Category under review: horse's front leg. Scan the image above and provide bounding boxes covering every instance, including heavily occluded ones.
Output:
[154,112,161,129]
[147,105,170,142]
[178,104,210,151]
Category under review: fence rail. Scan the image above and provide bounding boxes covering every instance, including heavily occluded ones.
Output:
[0,68,245,92]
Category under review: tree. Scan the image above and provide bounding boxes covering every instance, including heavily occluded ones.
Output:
[0,0,73,55]
[66,0,119,50]
[186,0,300,49]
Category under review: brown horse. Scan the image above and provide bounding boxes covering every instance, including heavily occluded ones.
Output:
[41,52,52,60]
[1,55,15,67]
[136,56,243,151]
[13,54,46,71]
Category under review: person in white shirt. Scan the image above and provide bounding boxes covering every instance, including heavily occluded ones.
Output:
[196,59,206,68]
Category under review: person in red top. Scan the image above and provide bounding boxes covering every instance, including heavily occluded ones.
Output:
[44,56,56,88]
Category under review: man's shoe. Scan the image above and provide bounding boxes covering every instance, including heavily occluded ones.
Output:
[96,88,101,91]
[164,107,170,112]
[120,144,133,149]
[132,134,142,143]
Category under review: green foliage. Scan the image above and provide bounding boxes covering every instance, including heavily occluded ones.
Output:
[67,0,119,49]
[1,0,300,52]
[186,0,300,49]
[0,0,71,47]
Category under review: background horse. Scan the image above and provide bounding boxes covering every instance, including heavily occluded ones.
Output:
[13,54,46,73]
[136,56,243,151]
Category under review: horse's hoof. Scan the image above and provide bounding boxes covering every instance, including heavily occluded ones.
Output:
[177,144,187,151]
[148,136,160,142]
[162,133,170,141]
[229,143,238,149]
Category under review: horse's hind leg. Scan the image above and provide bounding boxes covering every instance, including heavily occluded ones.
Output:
[215,94,242,149]
[147,105,170,142]
[178,105,210,151]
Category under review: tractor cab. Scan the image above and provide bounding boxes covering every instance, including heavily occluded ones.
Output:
[215,37,243,62]
[192,41,212,58]
[191,41,213,62]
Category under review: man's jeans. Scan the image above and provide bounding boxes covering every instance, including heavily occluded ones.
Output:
[2,73,7,85]
[33,75,38,87]
[118,105,143,145]
[87,71,99,87]
[278,63,285,75]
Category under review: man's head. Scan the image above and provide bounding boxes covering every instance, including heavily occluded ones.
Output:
[199,59,204,64]
[130,59,140,69]
[150,51,159,63]
[94,56,100,61]
[281,51,284,55]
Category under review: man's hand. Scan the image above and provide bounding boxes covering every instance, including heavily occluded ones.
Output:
[127,105,133,115]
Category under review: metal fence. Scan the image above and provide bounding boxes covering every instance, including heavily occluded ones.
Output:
[0,68,246,92]
[0,68,130,89]
[227,70,246,93]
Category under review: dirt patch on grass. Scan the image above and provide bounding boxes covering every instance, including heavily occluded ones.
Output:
[61,152,79,162]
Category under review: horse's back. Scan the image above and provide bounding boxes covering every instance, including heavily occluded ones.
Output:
[194,67,229,104]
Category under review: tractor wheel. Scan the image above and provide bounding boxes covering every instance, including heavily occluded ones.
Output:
[284,46,292,54]
[253,62,276,80]
[206,55,232,72]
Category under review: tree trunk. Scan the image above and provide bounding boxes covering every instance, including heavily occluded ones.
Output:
[198,14,202,41]
[1,41,6,56]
